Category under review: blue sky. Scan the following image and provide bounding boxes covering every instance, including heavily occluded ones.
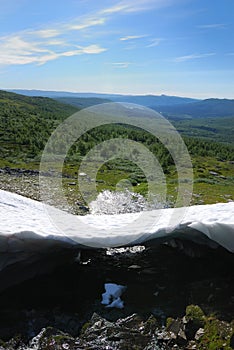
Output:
[0,0,233,98]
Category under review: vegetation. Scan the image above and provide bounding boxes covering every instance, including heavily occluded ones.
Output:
[0,89,233,206]
[166,305,234,350]
[171,116,234,144]
[157,98,234,118]
[0,90,78,161]
[185,305,205,326]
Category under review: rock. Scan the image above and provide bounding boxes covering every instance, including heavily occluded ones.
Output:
[127,264,141,270]
[157,329,176,341]
[194,328,205,340]
[142,315,159,335]
[166,319,182,335]
[186,340,197,349]
[184,319,202,341]
[166,319,187,346]
[79,312,151,349]
[116,313,143,329]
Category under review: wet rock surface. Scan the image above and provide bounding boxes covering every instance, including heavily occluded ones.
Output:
[0,244,233,349]
[0,308,233,349]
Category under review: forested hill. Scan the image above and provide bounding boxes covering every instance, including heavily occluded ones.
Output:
[0,90,78,160]
[55,97,111,109]
[156,98,234,119]
[0,90,78,120]
[0,90,233,165]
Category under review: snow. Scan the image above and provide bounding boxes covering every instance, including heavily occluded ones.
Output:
[0,189,234,289]
[101,283,126,309]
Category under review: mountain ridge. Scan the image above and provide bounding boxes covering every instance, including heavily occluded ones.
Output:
[3,89,234,119]
[156,98,234,119]
[7,89,199,106]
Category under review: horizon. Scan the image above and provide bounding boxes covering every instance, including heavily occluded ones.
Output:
[3,88,234,100]
[0,0,233,99]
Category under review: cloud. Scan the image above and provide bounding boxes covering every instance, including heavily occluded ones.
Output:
[110,62,131,68]
[33,29,61,38]
[101,3,131,15]
[101,0,174,14]
[120,35,148,41]
[0,11,109,66]
[0,33,106,66]
[146,38,164,47]
[197,23,226,29]
[67,18,106,31]
[0,0,176,67]
[173,53,216,63]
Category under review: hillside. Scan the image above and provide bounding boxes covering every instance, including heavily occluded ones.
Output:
[55,97,111,109]
[156,98,234,118]
[0,90,78,161]
[171,116,234,144]
[0,90,78,119]
[0,90,233,165]
[0,89,233,208]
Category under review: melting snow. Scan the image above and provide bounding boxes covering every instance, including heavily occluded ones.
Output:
[0,189,233,290]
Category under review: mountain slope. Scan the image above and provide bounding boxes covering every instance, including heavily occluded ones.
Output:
[0,90,78,119]
[0,90,79,161]
[157,98,234,118]
[55,97,111,109]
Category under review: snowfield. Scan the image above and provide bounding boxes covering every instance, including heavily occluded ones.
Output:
[0,189,233,289]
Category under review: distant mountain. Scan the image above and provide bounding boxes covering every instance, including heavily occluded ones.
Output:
[156,98,234,119]
[105,94,199,106]
[8,89,199,107]
[6,90,234,119]
[55,97,111,109]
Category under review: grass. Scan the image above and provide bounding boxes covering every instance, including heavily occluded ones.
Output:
[0,153,233,210]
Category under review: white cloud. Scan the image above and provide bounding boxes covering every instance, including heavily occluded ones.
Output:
[101,4,131,15]
[120,35,148,41]
[146,38,163,47]
[0,33,107,66]
[109,62,131,68]
[67,18,106,31]
[0,0,175,67]
[33,29,61,38]
[173,53,216,63]
[101,0,174,14]
[197,23,226,29]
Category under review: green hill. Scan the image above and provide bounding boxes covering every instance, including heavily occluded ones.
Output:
[0,90,78,162]
[156,98,234,119]
[55,97,111,109]
[0,90,233,206]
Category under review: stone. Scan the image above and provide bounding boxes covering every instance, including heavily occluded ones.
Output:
[194,328,205,340]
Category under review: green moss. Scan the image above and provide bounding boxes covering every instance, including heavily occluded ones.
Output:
[166,317,174,328]
[80,321,91,335]
[185,305,205,326]
[198,318,233,350]
[143,315,159,334]
[0,339,6,347]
